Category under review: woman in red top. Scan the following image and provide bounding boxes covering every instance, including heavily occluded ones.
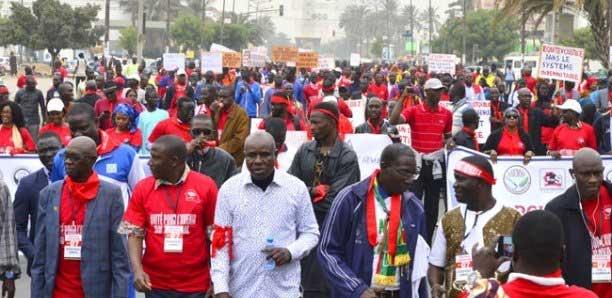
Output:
[0,101,36,153]
[39,98,72,146]
[106,103,142,150]
[482,107,534,164]
[548,99,597,158]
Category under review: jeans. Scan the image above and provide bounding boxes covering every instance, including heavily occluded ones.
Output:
[26,124,39,142]
[409,161,445,244]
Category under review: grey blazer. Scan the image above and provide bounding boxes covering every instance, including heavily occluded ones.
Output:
[31,180,130,298]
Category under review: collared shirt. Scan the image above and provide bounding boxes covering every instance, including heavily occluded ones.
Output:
[401,103,452,153]
[211,170,319,297]
[0,181,20,276]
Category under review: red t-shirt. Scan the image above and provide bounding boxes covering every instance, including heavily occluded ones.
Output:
[105,128,143,149]
[524,75,537,93]
[401,103,452,153]
[122,171,217,292]
[303,83,321,104]
[94,98,129,130]
[497,129,526,156]
[548,123,597,154]
[503,271,598,298]
[582,185,612,298]
[53,185,87,298]
[148,117,192,143]
[217,106,232,131]
[0,125,36,153]
[258,114,306,131]
[367,83,389,100]
[40,123,72,146]
[307,97,353,118]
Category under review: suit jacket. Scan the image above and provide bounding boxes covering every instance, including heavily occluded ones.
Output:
[13,168,48,273]
[526,107,559,155]
[218,105,249,166]
[31,180,130,298]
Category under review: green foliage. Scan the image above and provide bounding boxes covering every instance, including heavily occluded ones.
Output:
[119,26,138,56]
[370,38,384,58]
[432,9,519,62]
[0,0,103,62]
[559,28,597,60]
[170,14,205,50]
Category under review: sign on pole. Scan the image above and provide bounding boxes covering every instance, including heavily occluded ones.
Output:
[350,53,361,67]
[537,44,584,83]
[428,53,457,75]
[271,46,298,63]
[222,52,242,68]
[162,53,185,71]
[201,52,223,74]
[296,52,319,68]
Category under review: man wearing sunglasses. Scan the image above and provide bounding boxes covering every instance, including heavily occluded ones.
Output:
[546,148,612,297]
[186,114,236,188]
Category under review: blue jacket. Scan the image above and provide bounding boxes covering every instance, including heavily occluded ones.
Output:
[235,80,261,117]
[13,168,48,274]
[31,180,130,298]
[318,177,429,298]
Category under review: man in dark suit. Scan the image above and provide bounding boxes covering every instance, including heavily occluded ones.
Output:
[13,132,62,275]
[31,136,130,298]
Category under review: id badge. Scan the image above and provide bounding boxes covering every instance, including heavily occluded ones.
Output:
[455,253,473,283]
[64,231,82,260]
[163,225,183,253]
[592,254,612,283]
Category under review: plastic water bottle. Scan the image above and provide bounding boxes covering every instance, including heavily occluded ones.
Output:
[264,237,276,271]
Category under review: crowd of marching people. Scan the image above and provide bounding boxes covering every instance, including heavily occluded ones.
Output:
[0,56,610,298]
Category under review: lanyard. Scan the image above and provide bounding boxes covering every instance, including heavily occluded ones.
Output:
[462,207,480,241]
[577,185,603,239]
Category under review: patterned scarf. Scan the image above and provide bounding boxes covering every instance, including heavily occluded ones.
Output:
[366,170,410,286]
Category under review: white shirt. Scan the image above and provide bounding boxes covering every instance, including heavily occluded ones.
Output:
[429,201,504,267]
[211,170,320,297]
[466,86,486,101]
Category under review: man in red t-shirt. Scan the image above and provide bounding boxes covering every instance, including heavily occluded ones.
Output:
[389,78,452,242]
[548,100,597,158]
[367,73,389,100]
[148,96,195,143]
[122,135,217,296]
[31,137,130,298]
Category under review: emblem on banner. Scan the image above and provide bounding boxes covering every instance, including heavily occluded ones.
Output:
[13,168,30,185]
[540,169,564,190]
[503,166,531,194]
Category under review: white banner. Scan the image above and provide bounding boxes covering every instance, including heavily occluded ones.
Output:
[162,53,186,71]
[350,53,361,67]
[537,44,584,83]
[428,53,457,75]
[242,49,252,67]
[201,52,223,74]
[250,47,267,67]
[318,56,335,70]
[446,146,612,214]
[396,124,412,146]
[348,99,366,127]
[210,43,237,53]
[345,134,392,179]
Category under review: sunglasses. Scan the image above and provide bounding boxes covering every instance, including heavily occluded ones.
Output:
[505,114,519,119]
[191,128,213,136]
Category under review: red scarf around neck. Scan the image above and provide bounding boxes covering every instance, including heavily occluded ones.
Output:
[65,172,100,202]
[366,169,402,260]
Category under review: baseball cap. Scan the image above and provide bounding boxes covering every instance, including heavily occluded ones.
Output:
[47,98,65,112]
[557,99,582,114]
[423,78,445,90]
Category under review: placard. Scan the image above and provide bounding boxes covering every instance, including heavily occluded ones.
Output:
[297,52,319,68]
[222,52,242,68]
[162,53,185,71]
[396,124,412,145]
[242,49,252,67]
[350,53,361,67]
[250,47,267,67]
[201,52,223,74]
[271,46,298,63]
[348,99,366,127]
[537,44,584,83]
[428,53,457,75]
[318,56,335,70]
[210,43,237,53]
[467,100,491,143]
[345,134,392,179]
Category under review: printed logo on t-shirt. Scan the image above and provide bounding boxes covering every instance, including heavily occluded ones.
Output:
[106,163,118,174]
[604,205,611,220]
[149,214,196,234]
[185,189,201,203]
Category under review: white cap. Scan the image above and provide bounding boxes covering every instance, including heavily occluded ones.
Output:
[47,98,64,112]
[176,68,186,76]
[558,99,582,114]
[424,78,445,90]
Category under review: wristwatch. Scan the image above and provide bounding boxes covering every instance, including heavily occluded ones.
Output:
[3,271,15,280]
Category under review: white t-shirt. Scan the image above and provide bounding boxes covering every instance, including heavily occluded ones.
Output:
[76,58,87,76]
[429,201,504,267]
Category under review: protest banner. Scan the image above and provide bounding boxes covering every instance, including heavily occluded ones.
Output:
[201,52,223,74]
[347,99,366,126]
[162,53,185,71]
[428,53,457,75]
[271,46,298,63]
[296,52,319,68]
[350,53,361,67]
[210,43,237,53]
[537,44,584,83]
[345,134,392,179]
[222,52,242,68]
[467,100,491,143]
[396,124,411,145]
[446,146,612,214]
[317,56,335,70]
[242,49,252,67]
[250,47,267,67]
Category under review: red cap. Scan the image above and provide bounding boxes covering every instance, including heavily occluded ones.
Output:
[0,86,9,94]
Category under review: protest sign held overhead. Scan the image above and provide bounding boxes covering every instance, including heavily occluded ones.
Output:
[222,52,242,68]
[317,56,335,70]
[162,53,185,71]
[537,44,584,83]
[350,53,361,67]
[201,52,223,74]
[296,51,319,68]
[428,53,457,75]
[271,45,298,63]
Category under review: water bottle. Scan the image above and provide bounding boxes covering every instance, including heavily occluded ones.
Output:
[264,237,276,271]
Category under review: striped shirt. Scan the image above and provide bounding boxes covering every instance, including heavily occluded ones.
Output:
[402,103,452,153]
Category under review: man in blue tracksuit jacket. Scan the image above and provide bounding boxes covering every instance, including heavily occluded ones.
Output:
[234,70,261,117]
[318,143,429,298]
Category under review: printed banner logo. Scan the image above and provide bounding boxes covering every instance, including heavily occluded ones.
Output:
[504,166,531,194]
[540,169,564,190]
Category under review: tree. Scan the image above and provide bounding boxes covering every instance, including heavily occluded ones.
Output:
[339,5,370,55]
[170,14,205,50]
[559,27,597,60]
[0,0,103,64]
[432,9,519,62]
[119,26,137,56]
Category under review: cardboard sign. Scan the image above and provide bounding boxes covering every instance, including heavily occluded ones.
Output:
[271,46,298,63]
[201,52,223,74]
[318,56,335,70]
[350,53,361,67]
[297,52,319,68]
[222,52,242,68]
[348,99,366,127]
[537,44,584,83]
[162,53,185,71]
[428,53,457,75]
[242,49,252,67]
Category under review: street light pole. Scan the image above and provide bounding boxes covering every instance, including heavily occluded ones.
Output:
[220,0,226,45]
[428,0,432,53]
[136,0,144,63]
[462,0,466,64]
[410,0,414,56]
